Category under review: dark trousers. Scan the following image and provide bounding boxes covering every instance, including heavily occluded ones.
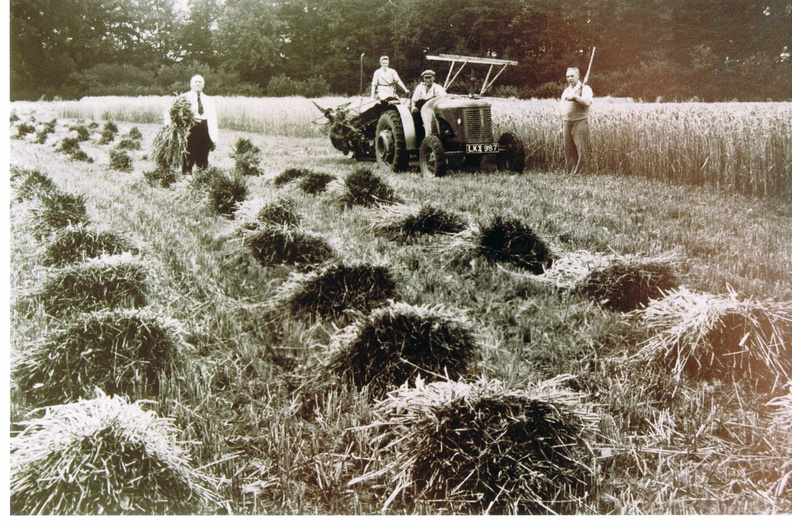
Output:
[183,120,212,173]
[563,119,590,175]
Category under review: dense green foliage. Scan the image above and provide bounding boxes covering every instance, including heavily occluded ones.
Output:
[11,0,791,101]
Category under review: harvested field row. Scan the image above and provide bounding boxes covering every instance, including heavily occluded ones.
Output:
[9,108,792,515]
[9,163,225,514]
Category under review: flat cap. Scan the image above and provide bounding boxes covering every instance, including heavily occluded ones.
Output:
[421,69,436,77]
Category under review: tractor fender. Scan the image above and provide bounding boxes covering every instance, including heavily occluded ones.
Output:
[393,103,418,151]
[422,96,449,136]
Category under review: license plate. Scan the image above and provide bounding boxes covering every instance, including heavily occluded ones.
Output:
[466,143,499,154]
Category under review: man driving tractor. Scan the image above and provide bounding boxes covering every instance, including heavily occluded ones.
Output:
[411,69,447,138]
[321,53,524,177]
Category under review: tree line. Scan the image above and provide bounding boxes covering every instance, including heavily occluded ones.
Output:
[11,0,792,101]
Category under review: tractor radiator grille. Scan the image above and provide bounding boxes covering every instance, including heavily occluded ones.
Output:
[463,107,493,142]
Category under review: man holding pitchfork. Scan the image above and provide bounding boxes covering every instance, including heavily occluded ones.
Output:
[560,64,594,175]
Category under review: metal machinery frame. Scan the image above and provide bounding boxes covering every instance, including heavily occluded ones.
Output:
[425,54,518,96]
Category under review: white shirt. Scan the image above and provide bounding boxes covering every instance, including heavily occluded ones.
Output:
[164,90,219,143]
[371,67,406,99]
[412,82,446,102]
[560,83,593,121]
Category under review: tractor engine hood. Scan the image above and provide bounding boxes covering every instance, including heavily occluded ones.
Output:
[426,96,494,143]
[429,96,492,111]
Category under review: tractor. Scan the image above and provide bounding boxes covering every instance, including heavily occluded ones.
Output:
[316,54,525,177]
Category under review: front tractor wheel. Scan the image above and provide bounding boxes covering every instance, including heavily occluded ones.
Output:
[419,136,447,178]
[496,131,525,173]
[375,109,408,172]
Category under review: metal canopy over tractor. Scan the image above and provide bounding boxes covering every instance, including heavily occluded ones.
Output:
[317,54,525,177]
[425,54,519,96]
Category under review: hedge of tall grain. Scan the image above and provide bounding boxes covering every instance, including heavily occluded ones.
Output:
[494,100,791,199]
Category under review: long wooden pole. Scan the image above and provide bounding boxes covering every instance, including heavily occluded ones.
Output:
[583,47,596,86]
[360,53,365,95]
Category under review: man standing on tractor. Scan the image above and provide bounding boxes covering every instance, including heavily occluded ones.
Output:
[371,56,410,100]
[560,67,593,175]
[412,69,447,138]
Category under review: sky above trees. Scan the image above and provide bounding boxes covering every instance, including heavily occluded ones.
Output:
[10,0,792,101]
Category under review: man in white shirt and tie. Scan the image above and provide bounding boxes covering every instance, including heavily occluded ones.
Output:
[178,75,218,173]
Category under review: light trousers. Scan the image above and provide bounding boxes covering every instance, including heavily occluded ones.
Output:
[563,119,590,175]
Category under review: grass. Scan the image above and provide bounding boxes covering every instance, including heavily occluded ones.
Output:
[34,95,792,200]
[298,171,335,195]
[98,128,116,144]
[26,253,149,317]
[9,102,792,515]
[69,148,94,163]
[576,256,680,312]
[151,123,187,169]
[331,167,400,208]
[232,137,261,156]
[327,302,479,398]
[269,262,398,323]
[57,136,81,154]
[116,138,141,150]
[15,121,36,138]
[274,167,312,186]
[233,152,262,177]
[68,124,91,142]
[494,99,792,199]
[109,148,133,171]
[27,189,89,238]
[231,138,262,176]
[359,375,599,514]
[229,196,302,230]
[208,170,249,217]
[34,129,52,144]
[632,287,792,392]
[445,215,554,274]
[255,198,301,227]
[369,203,467,242]
[11,167,57,202]
[243,225,335,268]
[10,392,225,514]
[40,223,137,267]
[13,308,193,407]
[57,135,94,163]
[151,96,193,169]
[769,387,792,436]
[143,165,179,188]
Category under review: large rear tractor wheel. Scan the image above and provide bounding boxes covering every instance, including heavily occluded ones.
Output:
[419,136,447,178]
[375,109,409,172]
[496,131,525,173]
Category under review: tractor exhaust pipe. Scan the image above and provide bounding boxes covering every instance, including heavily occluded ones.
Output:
[360,53,365,95]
